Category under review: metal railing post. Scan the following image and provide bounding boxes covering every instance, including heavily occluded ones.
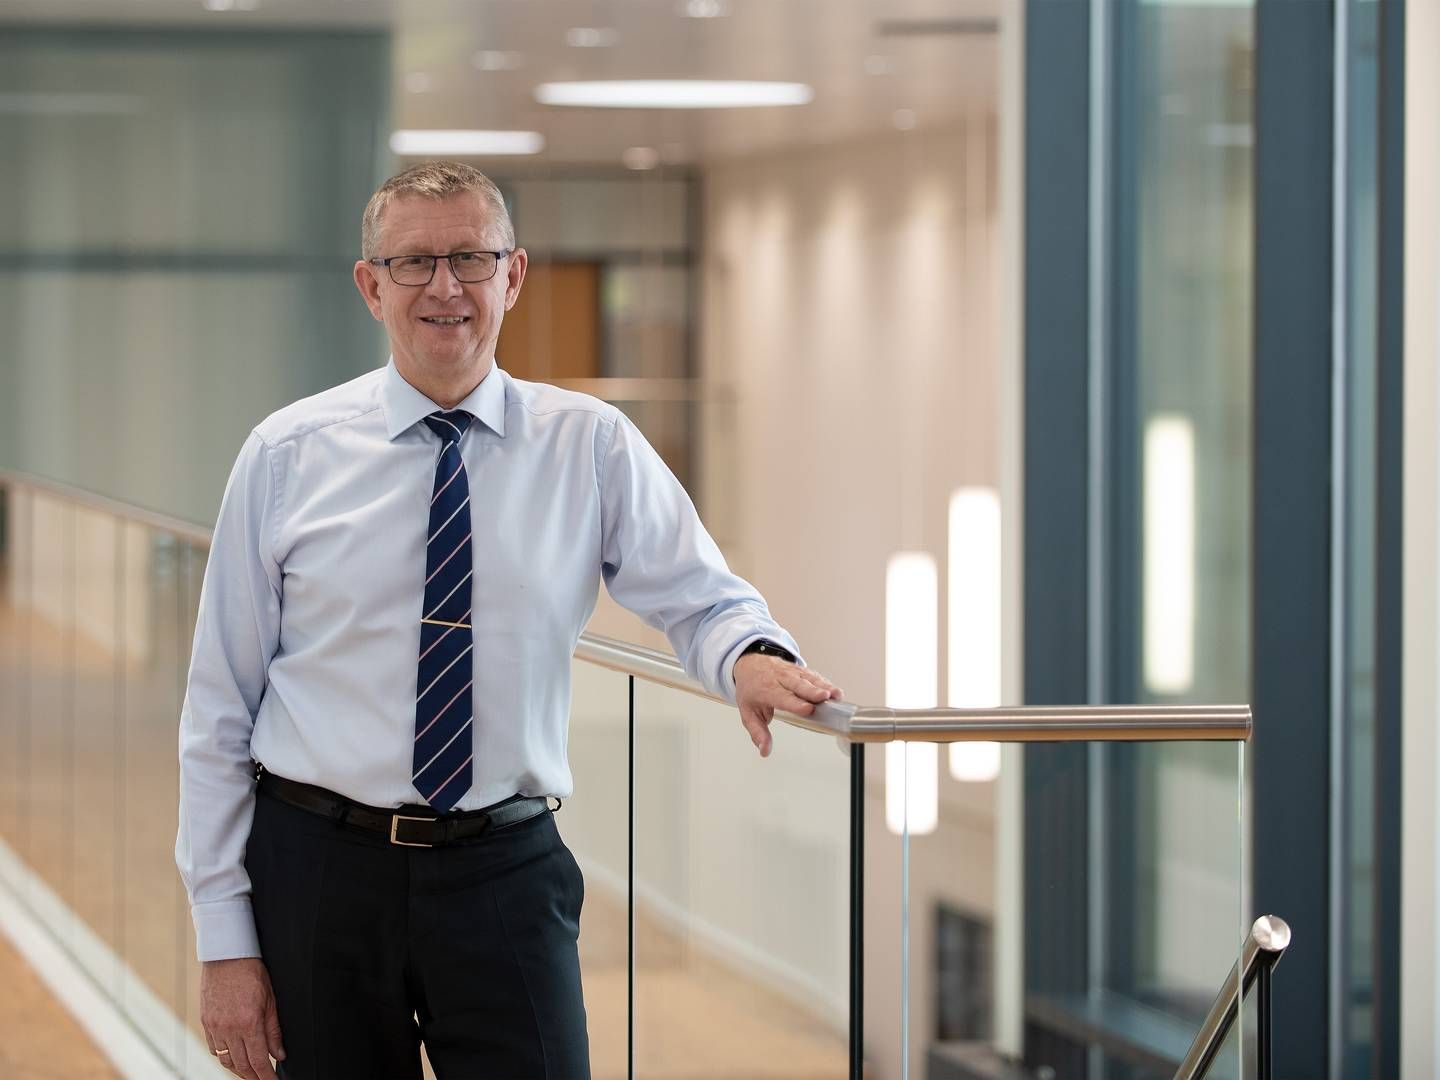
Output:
[849,743,865,1080]
[1173,915,1291,1080]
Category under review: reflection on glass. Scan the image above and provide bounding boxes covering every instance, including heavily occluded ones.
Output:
[1339,1,1381,1071]
[947,487,1002,783]
[1106,2,1254,1068]
[632,679,849,1078]
[1142,415,1197,696]
[1018,742,1245,1079]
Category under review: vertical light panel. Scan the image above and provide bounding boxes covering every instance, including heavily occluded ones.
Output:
[885,552,939,835]
[1143,415,1196,694]
[948,487,1003,782]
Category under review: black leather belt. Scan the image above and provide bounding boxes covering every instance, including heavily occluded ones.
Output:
[255,766,552,848]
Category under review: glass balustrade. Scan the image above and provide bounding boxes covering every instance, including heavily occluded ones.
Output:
[629,677,853,1079]
[0,472,1254,1080]
[564,657,635,1080]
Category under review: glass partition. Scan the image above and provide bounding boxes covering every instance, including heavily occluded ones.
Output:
[630,679,851,1079]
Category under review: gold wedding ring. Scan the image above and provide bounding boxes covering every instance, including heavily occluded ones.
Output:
[216,1048,231,1056]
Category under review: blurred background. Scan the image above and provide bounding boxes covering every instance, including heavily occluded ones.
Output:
[0,1,1435,1078]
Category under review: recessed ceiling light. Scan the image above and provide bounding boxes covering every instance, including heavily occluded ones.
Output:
[404,72,434,94]
[622,147,660,170]
[534,80,814,109]
[390,130,545,157]
[473,50,524,72]
[679,0,729,16]
[565,27,620,48]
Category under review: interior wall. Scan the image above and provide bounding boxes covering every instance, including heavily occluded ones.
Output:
[696,118,999,707]
[1402,0,1440,1072]
[697,116,1002,1080]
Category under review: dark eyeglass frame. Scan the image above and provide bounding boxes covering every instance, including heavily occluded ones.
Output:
[368,249,512,286]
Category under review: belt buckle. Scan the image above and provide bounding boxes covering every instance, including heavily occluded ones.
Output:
[390,813,436,847]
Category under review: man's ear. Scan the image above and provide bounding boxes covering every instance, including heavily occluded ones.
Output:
[353,260,384,321]
[503,248,528,311]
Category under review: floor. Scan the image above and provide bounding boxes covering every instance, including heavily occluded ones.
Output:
[0,932,121,1080]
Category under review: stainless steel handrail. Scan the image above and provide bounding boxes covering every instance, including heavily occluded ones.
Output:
[1173,915,1292,1080]
[580,634,1252,742]
[2,468,1254,744]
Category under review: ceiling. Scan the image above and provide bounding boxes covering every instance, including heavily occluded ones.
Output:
[0,0,1002,165]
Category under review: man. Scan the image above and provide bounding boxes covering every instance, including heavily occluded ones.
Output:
[175,160,841,1080]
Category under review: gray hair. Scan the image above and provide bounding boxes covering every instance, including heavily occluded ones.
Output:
[361,161,515,259]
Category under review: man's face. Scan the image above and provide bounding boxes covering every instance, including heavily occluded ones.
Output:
[353,193,526,383]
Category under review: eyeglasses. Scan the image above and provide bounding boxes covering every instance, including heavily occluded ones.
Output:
[369,249,511,286]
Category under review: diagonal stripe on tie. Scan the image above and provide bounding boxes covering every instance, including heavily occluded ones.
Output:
[415,410,476,812]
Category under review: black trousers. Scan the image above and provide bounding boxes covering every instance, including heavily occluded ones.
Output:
[245,786,591,1080]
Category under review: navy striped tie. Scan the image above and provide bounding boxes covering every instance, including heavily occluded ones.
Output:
[414,410,475,812]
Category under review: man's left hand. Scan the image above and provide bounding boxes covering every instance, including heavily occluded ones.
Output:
[734,654,843,757]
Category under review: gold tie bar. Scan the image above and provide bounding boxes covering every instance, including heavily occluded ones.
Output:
[421,618,472,630]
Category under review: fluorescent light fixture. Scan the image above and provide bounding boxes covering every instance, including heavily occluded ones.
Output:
[534,80,814,109]
[473,50,524,71]
[1143,415,1196,693]
[680,0,730,16]
[390,130,544,157]
[565,27,620,48]
[622,146,660,170]
[885,552,939,835]
[203,0,257,9]
[887,742,939,836]
[948,487,1002,783]
[950,742,1001,783]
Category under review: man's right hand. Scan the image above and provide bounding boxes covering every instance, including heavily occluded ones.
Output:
[201,957,286,1079]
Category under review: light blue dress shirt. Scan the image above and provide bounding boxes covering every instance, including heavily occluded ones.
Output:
[175,358,802,961]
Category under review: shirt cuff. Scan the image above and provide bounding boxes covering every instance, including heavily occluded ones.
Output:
[725,633,806,701]
[192,899,262,962]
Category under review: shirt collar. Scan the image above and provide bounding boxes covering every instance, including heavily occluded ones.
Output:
[380,357,507,441]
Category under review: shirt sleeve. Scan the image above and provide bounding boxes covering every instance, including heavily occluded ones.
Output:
[598,412,803,703]
[174,430,282,961]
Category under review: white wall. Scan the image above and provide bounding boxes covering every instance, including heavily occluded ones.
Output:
[697,118,1000,708]
[1402,0,1440,1073]
[697,116,1003,1080]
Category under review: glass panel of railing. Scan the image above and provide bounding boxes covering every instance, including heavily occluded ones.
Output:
[67,503,126,1000]
[176,537,212,1070]
[0,484,33,875]
[899,737,1245,1080]
[870,739,920,1080]
[117,526,190,1038]
[23,492,81,945]
[564,655,634,1080]
[630,679,851,1079]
